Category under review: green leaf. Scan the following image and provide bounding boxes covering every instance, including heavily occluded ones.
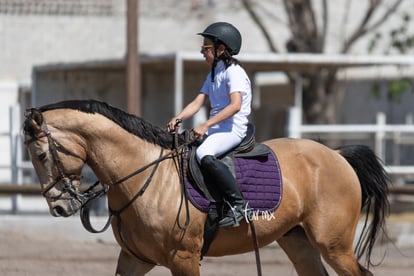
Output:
[371,82,381,99]
[387,79,412,102]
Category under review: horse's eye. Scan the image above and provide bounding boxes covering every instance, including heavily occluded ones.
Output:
[38,152,47,161]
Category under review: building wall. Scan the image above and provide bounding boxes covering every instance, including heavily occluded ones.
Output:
[32,63,210,129]
[1,16,125,81]
[33,69,126,110]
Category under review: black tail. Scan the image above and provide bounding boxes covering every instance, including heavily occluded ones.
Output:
[336,144,390,268]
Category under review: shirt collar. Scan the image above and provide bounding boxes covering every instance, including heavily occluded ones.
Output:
[215,60,225,70]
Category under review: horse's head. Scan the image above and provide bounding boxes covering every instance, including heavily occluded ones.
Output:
[23,108,87,217]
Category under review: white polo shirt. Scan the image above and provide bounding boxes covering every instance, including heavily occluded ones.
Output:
[200,60,251,138]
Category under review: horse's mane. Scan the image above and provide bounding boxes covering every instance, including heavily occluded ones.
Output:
[39,99,181,149]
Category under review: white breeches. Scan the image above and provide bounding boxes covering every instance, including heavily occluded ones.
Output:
[196,131,243,163]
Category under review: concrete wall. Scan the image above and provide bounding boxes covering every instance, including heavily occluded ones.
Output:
[0,0,125,81]
[33,69,127,111]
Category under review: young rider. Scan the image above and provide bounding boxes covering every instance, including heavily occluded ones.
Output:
[167,22,252,228]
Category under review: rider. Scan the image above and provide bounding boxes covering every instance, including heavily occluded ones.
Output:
[167,22,252,228]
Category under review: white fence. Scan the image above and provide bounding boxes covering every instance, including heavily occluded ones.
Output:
[0,105,36,213]
[288,107,414,176]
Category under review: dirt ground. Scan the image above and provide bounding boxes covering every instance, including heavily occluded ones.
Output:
[1,217,414,276]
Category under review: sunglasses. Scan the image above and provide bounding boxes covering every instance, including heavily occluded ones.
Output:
[200,45,214,52]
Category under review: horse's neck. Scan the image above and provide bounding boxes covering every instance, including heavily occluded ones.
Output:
[54,111,179,212]
[85,128,160,184]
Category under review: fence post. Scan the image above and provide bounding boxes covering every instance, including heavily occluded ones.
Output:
[10,104,21,213]
[375,112,386,161]
[287,107,302,138]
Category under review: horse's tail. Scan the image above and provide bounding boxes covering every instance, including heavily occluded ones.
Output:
[336,144,390,268]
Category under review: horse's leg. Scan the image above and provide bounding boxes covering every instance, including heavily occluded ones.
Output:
[277,225,329,276]
[115,250,155,276]
[303,218,366,276]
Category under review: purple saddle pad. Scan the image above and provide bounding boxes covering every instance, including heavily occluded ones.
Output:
[186,150,282,213]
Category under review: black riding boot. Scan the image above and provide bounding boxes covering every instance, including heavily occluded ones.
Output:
[200,155,246,227]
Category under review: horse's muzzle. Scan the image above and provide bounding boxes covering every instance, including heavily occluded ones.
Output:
[50,198,82,217]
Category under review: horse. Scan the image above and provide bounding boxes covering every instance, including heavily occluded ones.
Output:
[23,99,390,276]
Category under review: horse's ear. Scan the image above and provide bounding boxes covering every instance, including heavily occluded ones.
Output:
[25,108,43,126]
[23,108,43,136]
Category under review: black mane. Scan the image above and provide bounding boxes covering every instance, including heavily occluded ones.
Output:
[38,99,180,149]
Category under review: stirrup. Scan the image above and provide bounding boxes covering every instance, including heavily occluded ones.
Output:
[219,202,247,228]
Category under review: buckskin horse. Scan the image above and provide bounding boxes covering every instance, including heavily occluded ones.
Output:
[23,99,389,276]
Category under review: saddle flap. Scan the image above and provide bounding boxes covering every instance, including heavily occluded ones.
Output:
[188,149,221,202]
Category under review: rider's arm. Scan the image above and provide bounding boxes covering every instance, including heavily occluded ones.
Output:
[192,92,241,138]
[167,93,206,132]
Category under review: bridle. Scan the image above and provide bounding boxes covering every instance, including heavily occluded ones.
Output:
[25,111,194,265]
[25,113,90,204]
[24,110,174,215]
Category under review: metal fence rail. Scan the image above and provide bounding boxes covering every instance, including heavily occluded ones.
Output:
[288,108,414,176]
[0,184,94,195]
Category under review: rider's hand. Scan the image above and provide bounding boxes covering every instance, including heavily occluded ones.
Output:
[192,124,208,140]
[167,117,181,133]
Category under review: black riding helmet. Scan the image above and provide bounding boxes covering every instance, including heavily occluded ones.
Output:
[198,22,242,55]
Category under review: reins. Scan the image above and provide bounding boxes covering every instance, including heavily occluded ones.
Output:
[106,148,165,264]
[172,126,193,231]
[79,145,186,265]
[79,148,168,233]
[80,145,187,233]
[249,219,262,276]
[80,132,195,265]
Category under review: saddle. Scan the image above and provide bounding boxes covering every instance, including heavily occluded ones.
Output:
[186,123,270,202]
[179,123,282,257]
